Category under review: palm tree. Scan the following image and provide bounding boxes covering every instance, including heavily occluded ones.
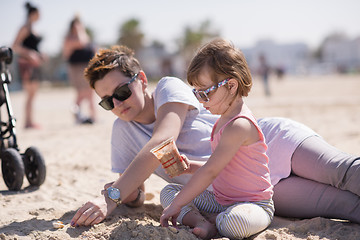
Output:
[177,20,219,67]
[117,19,144,52]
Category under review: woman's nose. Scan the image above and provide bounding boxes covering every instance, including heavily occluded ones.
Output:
[112,98,124,108]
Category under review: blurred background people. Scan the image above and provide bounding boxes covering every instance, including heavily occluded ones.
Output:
[12,2,45,129]
[258,54,271,96]
[63,15,96,124]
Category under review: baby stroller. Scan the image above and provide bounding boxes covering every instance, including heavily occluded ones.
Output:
[0,46,46,191]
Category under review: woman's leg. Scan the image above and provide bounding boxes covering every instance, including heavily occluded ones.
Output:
[23,79,39,128]
[291,136,360,196]
[273,175,360,223]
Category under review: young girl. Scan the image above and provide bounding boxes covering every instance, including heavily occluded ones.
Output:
[160,39,274,239]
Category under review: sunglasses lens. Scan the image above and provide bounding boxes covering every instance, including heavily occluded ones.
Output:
[193,91,209,102]
[98,84,132,110]
[113,84,132,101]
[199,92,209,102]
[99,98,114,110]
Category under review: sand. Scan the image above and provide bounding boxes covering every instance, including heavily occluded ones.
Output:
[0,74,359,240]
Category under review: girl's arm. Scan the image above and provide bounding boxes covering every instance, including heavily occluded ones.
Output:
[72,102,189,226]
[161,117,259,226]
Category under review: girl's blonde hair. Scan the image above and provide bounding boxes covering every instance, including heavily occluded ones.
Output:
[187,38,252,97]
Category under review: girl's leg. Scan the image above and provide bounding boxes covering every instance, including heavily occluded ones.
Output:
[160,184,218,239]
[273,175,360,223]
[216,200,273,239]
[292,136,360,196]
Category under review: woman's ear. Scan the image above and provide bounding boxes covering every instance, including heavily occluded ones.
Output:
[137,71,148,90]
[227,78,238,95]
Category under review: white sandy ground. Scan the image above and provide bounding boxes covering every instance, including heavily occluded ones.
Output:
[0,74,359,239]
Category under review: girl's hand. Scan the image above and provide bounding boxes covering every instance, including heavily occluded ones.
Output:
[160,204,181,228]
[181,157,205,175]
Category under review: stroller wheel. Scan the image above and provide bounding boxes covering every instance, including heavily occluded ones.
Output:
[23,147,46,186]
[1,148,24,191]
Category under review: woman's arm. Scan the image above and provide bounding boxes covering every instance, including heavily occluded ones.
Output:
[62,36,89,59]
[12,26,29,55]
[63,23,90,59]
[12,26,43,65]
[112,102,188,199]
[71,102,189,226]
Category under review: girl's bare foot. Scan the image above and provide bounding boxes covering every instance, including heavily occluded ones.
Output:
[192,220,217,240]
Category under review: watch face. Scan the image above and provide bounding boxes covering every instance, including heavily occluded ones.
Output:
[108,187,121,200]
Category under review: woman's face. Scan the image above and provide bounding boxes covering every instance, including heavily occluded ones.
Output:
[94,70,147,122]
[30,11,40,22]
[194,68,231,115]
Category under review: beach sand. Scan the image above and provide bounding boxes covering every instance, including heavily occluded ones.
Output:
[0,74,359,239]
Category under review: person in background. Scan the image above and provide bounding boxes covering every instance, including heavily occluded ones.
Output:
[12,2,44,129]
[63,16,96,124]
[258,54,271,96]
[160,39,274,239]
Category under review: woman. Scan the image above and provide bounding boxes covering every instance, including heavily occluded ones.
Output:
[63,16,96,124]
[71,44,360,227]
[12,2,44,129]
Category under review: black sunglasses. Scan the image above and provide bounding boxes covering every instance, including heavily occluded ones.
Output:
[99,73,138,110]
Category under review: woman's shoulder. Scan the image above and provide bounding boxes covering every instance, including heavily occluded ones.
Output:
[155,76,193,97]
[16,25,30,37]
[153,76,200,111]
[157,76,188,87]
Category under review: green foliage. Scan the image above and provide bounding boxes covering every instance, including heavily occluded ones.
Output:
[177,19,220,64]
[117,18,144,51]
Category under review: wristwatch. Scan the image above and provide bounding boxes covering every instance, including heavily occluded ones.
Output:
[107,186,122,205]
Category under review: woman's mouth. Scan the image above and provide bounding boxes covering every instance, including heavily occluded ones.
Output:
[121,107,130,115]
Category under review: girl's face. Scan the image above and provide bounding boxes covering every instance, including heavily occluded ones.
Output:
[94,70,147,122]
[194,68,232,115]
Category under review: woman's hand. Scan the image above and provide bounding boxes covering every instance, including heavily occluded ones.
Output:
[26,50,43,66]
[71,194,117,227]
[160,204,181,228]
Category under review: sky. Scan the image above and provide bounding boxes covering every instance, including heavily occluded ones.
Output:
[1,0,360,56]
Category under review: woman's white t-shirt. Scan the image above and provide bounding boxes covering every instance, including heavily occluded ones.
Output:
[111,77,218,185]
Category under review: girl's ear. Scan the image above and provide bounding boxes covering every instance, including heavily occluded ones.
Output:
[227,78,238,95]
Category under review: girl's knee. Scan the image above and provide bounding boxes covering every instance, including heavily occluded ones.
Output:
[216,204,271,239]
[216,211,251,239]
[160,184,182,208]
